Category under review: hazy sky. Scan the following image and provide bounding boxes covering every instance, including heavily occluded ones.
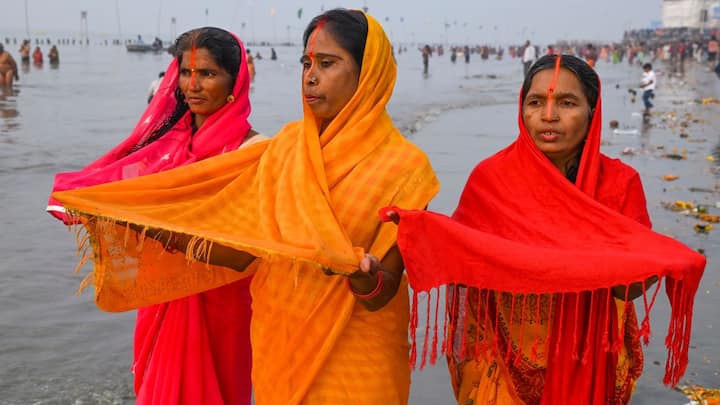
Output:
[1,0,662,44]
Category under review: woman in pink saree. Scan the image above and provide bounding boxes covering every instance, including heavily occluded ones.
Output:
[47,27,262,404]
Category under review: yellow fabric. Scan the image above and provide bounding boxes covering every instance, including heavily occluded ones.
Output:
[54,13,439,404]
[452,296,641,405]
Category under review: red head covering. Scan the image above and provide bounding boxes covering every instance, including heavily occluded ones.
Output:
[384,58,705,403]
[47,31,252,223]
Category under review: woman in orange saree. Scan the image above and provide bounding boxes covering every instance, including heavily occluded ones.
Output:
[382,55,705,404]
[53,9,439,404]
[47,27,261,404]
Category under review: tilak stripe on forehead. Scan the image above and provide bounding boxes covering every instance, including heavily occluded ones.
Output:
[306,18,327,69]
[545,55,562,120]
[189,31,199,88]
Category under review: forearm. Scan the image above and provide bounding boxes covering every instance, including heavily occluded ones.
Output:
[128,223,256,272]
[349,268,403,312]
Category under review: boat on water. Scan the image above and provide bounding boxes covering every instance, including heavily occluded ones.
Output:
[126,44,166,53]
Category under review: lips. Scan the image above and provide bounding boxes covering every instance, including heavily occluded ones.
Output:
[186,96,205,105]
[304,94,322,104]
[538,129,562,142]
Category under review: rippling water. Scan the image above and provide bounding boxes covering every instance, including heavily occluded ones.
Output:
[1,44,718,404]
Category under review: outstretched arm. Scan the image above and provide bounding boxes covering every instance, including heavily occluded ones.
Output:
[128,223,256,272]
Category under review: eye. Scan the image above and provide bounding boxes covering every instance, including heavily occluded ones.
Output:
[559,99,577,107]
[179,68,191,77]
[526,99,542,106]
[320,59,333,68]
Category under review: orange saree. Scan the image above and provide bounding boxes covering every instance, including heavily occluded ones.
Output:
[53,13,439,404]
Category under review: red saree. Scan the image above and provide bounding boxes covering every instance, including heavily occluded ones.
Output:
[47,32,256,404]
[385,79,705,404]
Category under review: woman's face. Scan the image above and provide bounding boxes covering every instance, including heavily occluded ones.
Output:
[301,27,360,130]
[179,47,233,128]
[522,67,591,173]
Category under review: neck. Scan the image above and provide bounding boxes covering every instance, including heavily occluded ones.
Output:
[194,114,206,130]
[549,154,579,177]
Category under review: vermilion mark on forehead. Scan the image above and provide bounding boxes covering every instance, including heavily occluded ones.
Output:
[545,55,562,120]
[306,19,327,68]
[189,32,199,87]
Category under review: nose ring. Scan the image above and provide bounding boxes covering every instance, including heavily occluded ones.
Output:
[309,77,317,85]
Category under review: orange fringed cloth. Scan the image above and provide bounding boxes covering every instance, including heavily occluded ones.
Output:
[383,80,706,404]
[54,13,439,403]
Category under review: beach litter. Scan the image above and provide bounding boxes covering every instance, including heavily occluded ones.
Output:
[675,382,720,405]
[664,148,688,160]
[694,223,713,234]
[613,128,639,135]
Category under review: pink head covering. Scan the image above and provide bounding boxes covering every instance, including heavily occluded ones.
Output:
[47,29,252,223]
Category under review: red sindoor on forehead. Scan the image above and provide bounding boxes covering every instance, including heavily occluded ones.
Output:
[189,32,199,88]
[306,18,327,68]
[545,55,562,120]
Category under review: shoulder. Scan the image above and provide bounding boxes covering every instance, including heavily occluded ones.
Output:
[599,154,640,183]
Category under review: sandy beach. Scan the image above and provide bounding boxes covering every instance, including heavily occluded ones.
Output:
[0,44,718,404]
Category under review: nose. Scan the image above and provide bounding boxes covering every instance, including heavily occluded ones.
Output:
[543,100,559,121]
[303,63,317,86]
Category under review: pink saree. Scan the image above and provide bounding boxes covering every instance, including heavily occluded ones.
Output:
[47,31,255,404]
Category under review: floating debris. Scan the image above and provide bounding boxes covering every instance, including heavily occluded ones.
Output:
[609,120,619,129]
[664,148,688,160]
[662,200,694,211]
[707,156,716,162]
[675,382,720,404]
[613,129,639,135]
[694,223,713,234]
[698,214,720,223]
[621,147,636,156]
[663,174,680,181]
[695,97,720,105]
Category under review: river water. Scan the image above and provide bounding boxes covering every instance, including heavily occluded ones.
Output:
[1,43,718,404]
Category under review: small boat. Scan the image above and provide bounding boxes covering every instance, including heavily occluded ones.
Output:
[126,44,165,53]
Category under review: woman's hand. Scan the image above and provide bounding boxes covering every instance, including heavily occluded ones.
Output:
[384,209,400,224]
[346,247,405,312]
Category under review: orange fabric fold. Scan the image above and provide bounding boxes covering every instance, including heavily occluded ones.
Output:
[54,13,439,403]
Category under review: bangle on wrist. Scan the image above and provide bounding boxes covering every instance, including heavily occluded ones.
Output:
[348,270,384,300]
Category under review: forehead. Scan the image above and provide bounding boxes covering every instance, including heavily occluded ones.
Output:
[303,27,348,57]
[527,67,584,97]
[179,48,220,68]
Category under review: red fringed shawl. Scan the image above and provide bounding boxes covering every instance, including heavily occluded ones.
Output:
[385,80,705,404]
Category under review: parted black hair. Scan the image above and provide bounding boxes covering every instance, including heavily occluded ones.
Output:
[303,9,368,70]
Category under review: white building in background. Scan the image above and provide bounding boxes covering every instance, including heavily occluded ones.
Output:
[662,0,720,29]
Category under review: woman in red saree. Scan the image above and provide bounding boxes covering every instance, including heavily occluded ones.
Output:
[47,27,262,404]
[382,55,705,404]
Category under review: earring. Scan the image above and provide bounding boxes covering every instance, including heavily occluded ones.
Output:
[226,94,235,103]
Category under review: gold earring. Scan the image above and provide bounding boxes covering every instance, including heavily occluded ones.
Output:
[226,94,235,103]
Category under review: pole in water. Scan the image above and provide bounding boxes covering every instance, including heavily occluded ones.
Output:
[24,0,31,39]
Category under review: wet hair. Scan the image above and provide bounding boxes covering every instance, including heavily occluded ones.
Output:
[522,54,599,113]
[643,63,652,70]
[130,27,241,152]
[303,9,368,70]
[521,55,599,183]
